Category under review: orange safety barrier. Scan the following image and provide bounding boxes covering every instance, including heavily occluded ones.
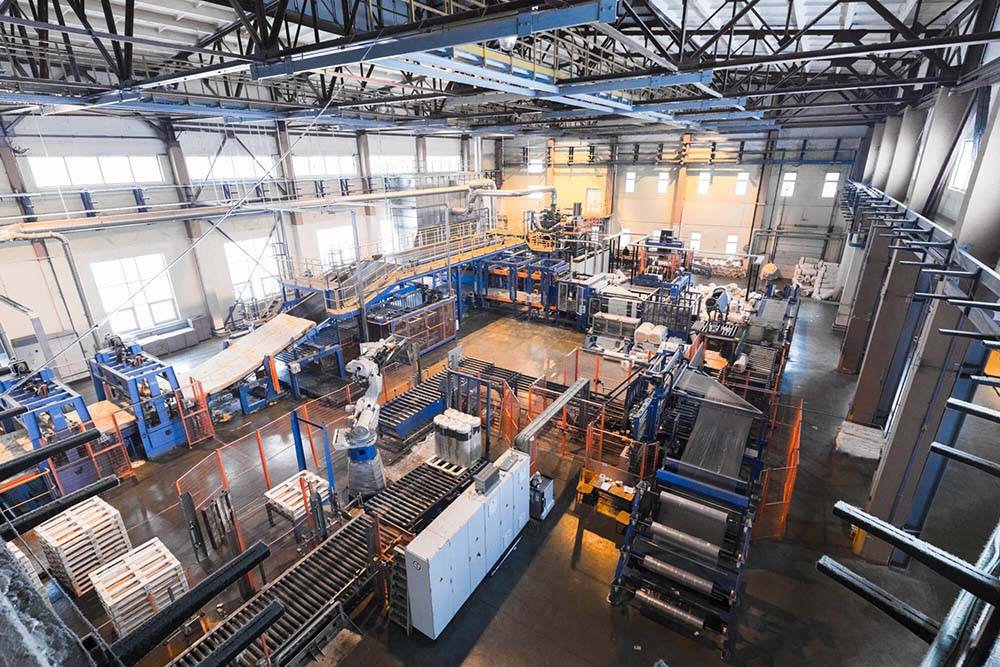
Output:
[753,398,803,541]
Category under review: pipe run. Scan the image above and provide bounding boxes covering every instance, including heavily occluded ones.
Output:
[0,228,101,346]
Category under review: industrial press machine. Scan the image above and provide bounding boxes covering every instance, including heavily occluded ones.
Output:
[88,336,187,459]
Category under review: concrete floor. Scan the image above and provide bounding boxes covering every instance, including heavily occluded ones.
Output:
[41,301,999,665]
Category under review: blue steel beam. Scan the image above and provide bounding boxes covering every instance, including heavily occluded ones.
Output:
[553,71,714,96]
[251,0,618,79]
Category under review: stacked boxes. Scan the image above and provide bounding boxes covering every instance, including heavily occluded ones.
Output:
[406,449,530,639]
[35,496,132,597]
[432,409,483,468]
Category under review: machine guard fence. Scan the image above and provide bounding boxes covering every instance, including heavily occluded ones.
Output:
[753,399,804,541]
[525,379,606,472]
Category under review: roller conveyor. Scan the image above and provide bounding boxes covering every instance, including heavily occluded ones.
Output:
[170,461,478,667]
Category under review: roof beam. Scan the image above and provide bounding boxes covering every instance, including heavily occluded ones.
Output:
[251,0,618,79]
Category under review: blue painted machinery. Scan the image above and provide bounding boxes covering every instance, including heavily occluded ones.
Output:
[88,336,186,459]
[610,359,765,661]
[0,361,98,495]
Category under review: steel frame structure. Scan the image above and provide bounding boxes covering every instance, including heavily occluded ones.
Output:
[0,0,996,131]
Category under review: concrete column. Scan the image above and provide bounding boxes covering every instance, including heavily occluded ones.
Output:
[857,107,1000,562]
[493,138,504,187]
[355,131,376,225]
[862,122,885,183]
[954,96,1000,264]
[544,137,556,187]
[870,115,901,190]
[747,130,777,246]
[851,124,875,182]
[415,136,427,173]
[162,126,227,332]
[460,134,472,172]
[274,121,308,262]
[884,106,927,199]
[670,133,691,230]
[907,90,972,213]
[833,243,865,329]
[857,298,971,562]
[604,138,618,218]
[847,258,923,425]
[837,227,894,373]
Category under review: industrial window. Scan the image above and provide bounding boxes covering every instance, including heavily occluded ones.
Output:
[625,171,636,193]
[90,253,179,333]
[29,155,162,188]
[822,172,840,198]
[27,157,70,187]
[98,156,134,183]
[734,171,750,196]
[65,157,102,186]
[657,172,670,193]
[223,237,281,302]
[292,154,355,178]
[316,226,357,268]
[370,154,416,175]
[725,234,740,255]
[426,155,462,172]
[186,155,269,181]
[780,171,797,197]
[689,231,702,251]
[527,158,544,174]
[949,139,975,192]
[697,171,711,195]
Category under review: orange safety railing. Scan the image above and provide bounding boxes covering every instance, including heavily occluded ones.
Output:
[561,347,638,394]
[173,382,361,553]
[753,398,803,541]
[499,382,521,449]
[525,378,605,474]
[175,381,215,447]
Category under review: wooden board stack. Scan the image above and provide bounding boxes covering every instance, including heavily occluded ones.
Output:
[6,541,47,601]
[265,469,330,521]
[34,496,132,597]
[89,538,189,638]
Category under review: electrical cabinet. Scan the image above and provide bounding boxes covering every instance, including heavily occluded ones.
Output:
[406,450,530,639]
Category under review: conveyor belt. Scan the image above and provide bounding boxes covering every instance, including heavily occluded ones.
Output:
[170,462,477,667]
[378,358,543,446]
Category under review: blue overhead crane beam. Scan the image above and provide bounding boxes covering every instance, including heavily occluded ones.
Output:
[251,0,619,79]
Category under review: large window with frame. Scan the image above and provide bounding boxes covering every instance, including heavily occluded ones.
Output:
[316,226,357,268]
[697,171,711,195]
[625,171,636,193]
[28,155,163,188]
[90,254,179,333]
[734,171,750,196]
[223,238,281,302]
[780,171,797,197]
[949,139,975,192]
[822,172,840,198]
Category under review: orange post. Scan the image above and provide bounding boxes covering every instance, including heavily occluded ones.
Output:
[215,449,230,491]
[256,430,271,490]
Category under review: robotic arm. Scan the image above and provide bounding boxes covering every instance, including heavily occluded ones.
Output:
[339,336,406,497]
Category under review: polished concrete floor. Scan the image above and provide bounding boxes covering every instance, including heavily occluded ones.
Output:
[41,301,999,665]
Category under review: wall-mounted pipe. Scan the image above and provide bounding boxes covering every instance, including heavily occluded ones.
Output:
[0,228,101,347]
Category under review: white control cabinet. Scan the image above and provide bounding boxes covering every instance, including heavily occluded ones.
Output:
[406,450,530,639]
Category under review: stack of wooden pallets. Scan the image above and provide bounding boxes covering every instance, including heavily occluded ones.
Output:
[34,496,132,597]
[6,540,47,601]
[89,538,188,637]
[265,470,330,522]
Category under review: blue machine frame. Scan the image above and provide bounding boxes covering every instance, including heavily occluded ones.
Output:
[89,341,186,459]
[0,368,97,494]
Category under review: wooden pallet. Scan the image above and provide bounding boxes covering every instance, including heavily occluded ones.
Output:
[34,496,132,597]
[264,470,330,521]
[89,538,188,638]
[6,541,47,601]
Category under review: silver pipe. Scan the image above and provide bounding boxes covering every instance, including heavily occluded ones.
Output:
[650,520,721,561]
[640,554,715,596]
[0,229,102,347]
[635,588,705,629]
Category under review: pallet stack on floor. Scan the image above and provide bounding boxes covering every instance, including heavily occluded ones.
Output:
[34,496,132,597]
[6,540,47,601]
[89,537,189,638]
